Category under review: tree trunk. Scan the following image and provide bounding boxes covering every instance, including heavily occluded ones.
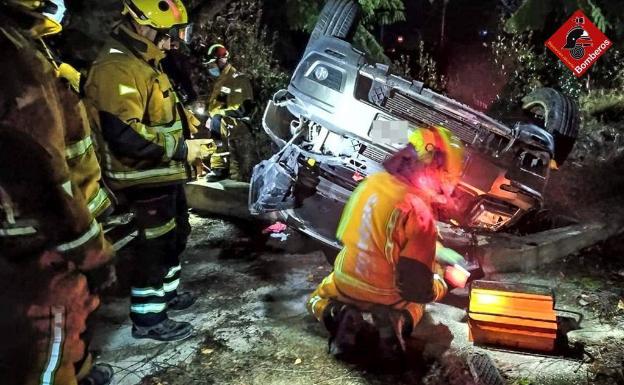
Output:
[440,0,448,48]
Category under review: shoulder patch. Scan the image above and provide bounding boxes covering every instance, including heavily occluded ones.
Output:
[109,48,125,54]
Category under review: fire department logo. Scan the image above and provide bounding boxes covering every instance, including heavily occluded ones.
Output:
[563,18,592,59]
[545,10,612,77]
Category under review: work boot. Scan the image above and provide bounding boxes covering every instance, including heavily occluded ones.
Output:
[373,309,409,370]
[205,168,228,182]
[78,363,114,385]
[132,318,192,341]
[328,305,365,359]
[168,291,197,311]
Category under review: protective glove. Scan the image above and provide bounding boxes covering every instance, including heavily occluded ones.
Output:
[436,242,470,289]
[184,109,201,135]
[435,241,466,266]
[56,62,82,93]
[443,264,470,289]
[186,139,216,163]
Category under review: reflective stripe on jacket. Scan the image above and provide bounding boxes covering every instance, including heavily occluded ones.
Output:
[84,24,189,191]
[0,15,112,270]
[61,88,112,219]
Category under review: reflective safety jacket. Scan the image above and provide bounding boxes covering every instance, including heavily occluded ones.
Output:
[208,63,254,119]
[333,171,447,306]
[85,24,193,191]
[0,11,111,269]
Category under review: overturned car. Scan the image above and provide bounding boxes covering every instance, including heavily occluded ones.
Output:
[249,0,579,257]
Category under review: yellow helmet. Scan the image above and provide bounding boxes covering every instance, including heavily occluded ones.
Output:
[408,126,465,186]
[5,0,66,36]
[122,0,188,29]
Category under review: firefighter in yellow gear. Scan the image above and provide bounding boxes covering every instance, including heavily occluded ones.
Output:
[205,44,255,181]
[37,30,114,221]
[307,126,465,361]
[84,0,211,342]
[0,0,115,384]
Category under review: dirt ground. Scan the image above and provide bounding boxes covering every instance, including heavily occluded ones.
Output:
[90,214,624,385]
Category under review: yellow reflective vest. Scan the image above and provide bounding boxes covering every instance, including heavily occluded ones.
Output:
[207,63,253,118]
[85,24,191,191]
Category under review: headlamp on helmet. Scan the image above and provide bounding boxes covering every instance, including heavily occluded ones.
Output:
[206,43,229,64]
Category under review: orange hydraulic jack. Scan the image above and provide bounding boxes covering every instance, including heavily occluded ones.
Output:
[468,280,558,352]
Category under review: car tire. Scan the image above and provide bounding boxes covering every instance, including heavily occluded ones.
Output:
[521,87,580,165]
[305,0,361,52]
[467,352,505,385]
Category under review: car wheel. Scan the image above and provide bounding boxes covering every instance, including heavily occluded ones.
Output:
[467,352,505,385]
[521,87,580,165]
[305,0,361,52]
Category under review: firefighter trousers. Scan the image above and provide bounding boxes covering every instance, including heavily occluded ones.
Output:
[306,272,425,332]
[124,184,191,327]
[0,253,99,385]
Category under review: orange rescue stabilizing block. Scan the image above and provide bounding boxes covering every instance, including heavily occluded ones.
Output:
[468,280,558,352]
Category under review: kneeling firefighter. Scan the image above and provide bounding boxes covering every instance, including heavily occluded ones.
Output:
[0,0,115,383]
[205,44,256,182]
[307,126,466,363]
[84,0,213,341]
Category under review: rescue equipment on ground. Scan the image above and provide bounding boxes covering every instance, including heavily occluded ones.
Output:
[468,280,558,352]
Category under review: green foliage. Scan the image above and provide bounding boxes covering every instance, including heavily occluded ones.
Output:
[392,40,447,92]
[504,0,553,33]
[492,9,624,117]
[191,0,289,160]
[587,0,609,31]
[492,6,624,169]
[285,0,405,60]
[192,1,289,105]
[359,0,406,26]
[491,29,583,107]
[504,0,622,40]
[352,25,391,64]
[285,0,323,32]
[286,0,406,32]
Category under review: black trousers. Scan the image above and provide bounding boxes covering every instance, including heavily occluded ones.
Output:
[124,184,191,326]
